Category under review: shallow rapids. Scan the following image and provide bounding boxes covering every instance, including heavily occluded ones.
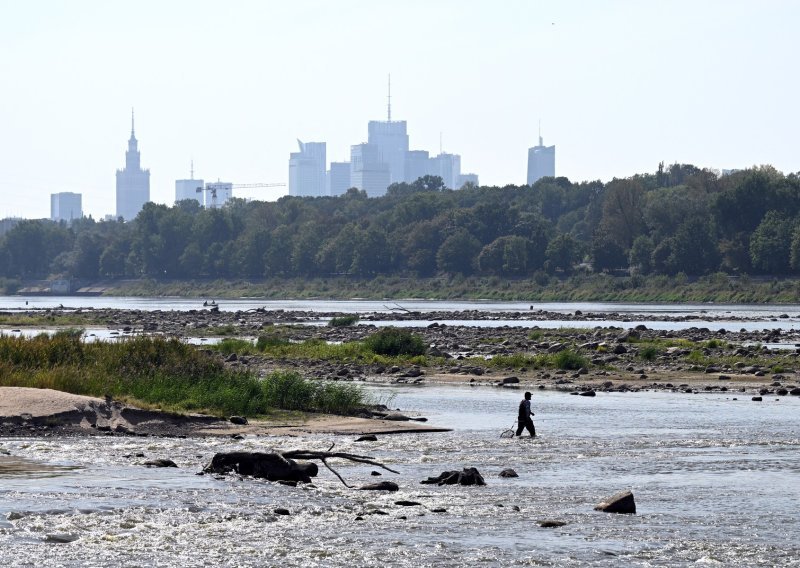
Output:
[1,386,798,566]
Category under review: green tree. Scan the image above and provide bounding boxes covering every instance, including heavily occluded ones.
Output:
[750,211,793,274]
[436,229,481,275]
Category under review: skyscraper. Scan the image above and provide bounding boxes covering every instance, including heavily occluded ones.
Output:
[366,76,409,186]
[115,110,150,221]
[289,140,327,197]
[404,150,430,184]
[350,143,390,197]
[429,152,462,189]
[527,131,555,185]
[50,192,82,222]
[327,162,351,196]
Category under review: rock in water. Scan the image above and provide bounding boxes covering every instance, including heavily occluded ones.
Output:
[359,481,399,491]
[499,468,519,478]
[143,459,177,468]
[355,434,378,442]
[538,520,567,528]
[229,416,248,425]
[204,452,318,483]
[594,490,636,514]
[420,467,486,486]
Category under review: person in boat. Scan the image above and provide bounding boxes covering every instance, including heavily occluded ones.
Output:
[516,391,536,437]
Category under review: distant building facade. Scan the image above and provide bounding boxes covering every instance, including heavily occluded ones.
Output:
[457,173,479,188]
[404,150,431,184]
[527,134,555,185]
[367,120,409,185]
[289,140,326,197]
[175,179,204,205]
[430,152,462,189]
[327,161,351,196]
[350,143,390,197]
[115,111,150,220]
[50,192,82,222]
[204,181,233,208]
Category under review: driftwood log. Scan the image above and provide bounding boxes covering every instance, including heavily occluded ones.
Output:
[204,447,399,487]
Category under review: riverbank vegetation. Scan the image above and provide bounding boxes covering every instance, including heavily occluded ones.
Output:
[4,165,800,303]
[0,333,368,416]
[107,271,800,302]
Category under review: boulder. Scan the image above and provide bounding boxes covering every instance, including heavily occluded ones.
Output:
[229,416,248,425]
[203,452,318,483]
[498,468,519,478]
[594,490,636,514]
[538,520,567,528]
[578,390,596,397]
[359,481,399,491]
[420,467,486,486]
[143,459,177,468]
[355,434,378,442]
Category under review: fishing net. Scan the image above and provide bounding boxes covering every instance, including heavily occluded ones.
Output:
[500,422,516,438]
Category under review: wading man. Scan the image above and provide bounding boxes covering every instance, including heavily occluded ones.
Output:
[516,391,536,438]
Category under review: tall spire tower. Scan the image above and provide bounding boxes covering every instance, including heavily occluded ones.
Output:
[116,110,150,220]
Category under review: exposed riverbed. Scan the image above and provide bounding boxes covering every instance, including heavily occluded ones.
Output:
[1,386,798,566]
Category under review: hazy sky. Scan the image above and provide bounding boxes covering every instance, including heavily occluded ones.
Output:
[1,0,798,219]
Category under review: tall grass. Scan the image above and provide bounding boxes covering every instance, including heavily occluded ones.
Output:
[0,334,368,416]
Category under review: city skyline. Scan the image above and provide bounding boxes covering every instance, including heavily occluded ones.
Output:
[1,1,798,219]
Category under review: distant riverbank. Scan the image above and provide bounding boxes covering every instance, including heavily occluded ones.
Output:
[17,272,800,303]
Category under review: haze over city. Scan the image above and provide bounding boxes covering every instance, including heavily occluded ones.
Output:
[1,0,797,220]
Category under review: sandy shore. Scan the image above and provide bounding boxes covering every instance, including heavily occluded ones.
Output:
[0,387,449,438]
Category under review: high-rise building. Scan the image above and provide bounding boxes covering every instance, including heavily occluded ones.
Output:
[350,143,390,197]
[115,110,150,220]
[327,162,351,196]
[368,120,408,185]
[404,150,431,184]
[50,192,82,222]
[527,133,555,185]
[430,152,462,189]
[175,161,204,205]
[204,181,233,208]
[367,76,409,185]
[289,140,326,197]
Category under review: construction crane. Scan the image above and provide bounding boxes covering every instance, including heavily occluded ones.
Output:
[196,182,287,208]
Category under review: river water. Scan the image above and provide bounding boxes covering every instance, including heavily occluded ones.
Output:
[1,385,798,566]
[4,296,800,333]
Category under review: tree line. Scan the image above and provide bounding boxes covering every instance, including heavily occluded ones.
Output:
[3,165,800,283]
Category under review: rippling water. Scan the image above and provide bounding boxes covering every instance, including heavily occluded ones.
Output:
[1,386,798,566]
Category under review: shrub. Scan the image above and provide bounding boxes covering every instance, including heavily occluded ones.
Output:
[329,314,359,327]
[364,328,427,356]
[552,349,589,370]
[639,345,660,361]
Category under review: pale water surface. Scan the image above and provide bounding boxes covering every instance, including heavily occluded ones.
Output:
[1,386,798,566]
